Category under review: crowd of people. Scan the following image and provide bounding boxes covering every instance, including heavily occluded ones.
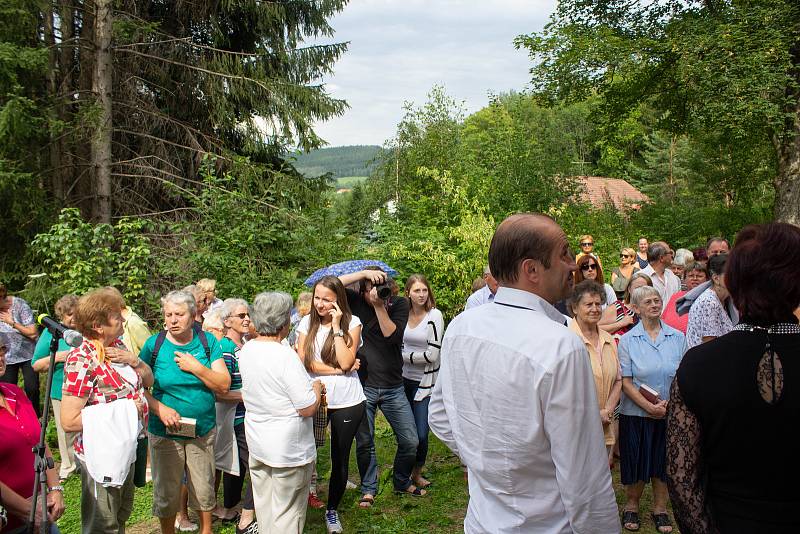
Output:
[1,217,799,534]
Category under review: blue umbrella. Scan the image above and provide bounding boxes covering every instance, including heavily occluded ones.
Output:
[304,260,399,287]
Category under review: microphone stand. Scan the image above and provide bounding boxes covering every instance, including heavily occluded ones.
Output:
[27,331,60,534]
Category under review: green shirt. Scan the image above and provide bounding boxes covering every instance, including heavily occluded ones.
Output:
[140,331,223,439]
[32,329,71,401]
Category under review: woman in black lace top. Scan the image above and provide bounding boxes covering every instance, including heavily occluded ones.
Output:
[667,222,800,533]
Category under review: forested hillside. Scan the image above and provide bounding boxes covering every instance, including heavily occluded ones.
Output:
[292,145,384,179]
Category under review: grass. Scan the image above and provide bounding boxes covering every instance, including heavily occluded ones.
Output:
[335,176,368,189]
[54,415,677,533]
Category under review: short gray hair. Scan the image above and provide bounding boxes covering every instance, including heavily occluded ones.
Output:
[647,242,670,263]
[221,298,248,321]
[0,331,9,351]
[203,309,225,331]
[162,289,197,317]
[673,248,694,267]
[630,285,662,308]
[250,292,293,336]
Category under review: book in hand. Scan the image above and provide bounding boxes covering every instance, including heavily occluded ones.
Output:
[166,417,197,438]
[639,383,660,404]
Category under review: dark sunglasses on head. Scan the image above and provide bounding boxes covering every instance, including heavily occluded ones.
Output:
[580,242,593,247]
[580,263,598,271]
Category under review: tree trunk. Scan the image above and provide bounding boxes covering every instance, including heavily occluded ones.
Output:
[44,6,64,201]
[91,0,113,223]
[773,44,800,227]
[56,0,75,205]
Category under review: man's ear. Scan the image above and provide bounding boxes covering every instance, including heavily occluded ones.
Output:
[520,258,540,284]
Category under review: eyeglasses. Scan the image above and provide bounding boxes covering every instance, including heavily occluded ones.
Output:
[233,313,249,319]
[580,263,598,271]
[580,242,593,247]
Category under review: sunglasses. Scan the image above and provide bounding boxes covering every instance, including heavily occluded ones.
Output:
[620,254,631,258]
[580,242,593,247]
[233,312,249,319]
[580,263,598,271]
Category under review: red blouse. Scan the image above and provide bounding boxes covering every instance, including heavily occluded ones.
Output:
[0,382,40,532]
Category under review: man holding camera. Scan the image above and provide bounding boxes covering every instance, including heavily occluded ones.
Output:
[338,268,422,506]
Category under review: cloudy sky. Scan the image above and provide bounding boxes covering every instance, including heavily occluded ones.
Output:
[311,0,557,147]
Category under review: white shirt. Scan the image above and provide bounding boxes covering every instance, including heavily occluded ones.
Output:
[641,265,681,311]
[465,284,495,309]
[402,310,431,381]
[239,340,317,468]
[429,287,620,534]
[296,315,366,409]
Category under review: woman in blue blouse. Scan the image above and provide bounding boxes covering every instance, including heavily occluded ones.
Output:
[618,285,685,533]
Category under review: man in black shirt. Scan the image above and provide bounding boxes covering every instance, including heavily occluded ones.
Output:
[339,268,423,505]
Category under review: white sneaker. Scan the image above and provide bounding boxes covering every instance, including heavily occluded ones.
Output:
[325,510,343,533]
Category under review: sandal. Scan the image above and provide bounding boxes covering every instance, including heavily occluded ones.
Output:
[651,512,673,533]
[358,494,374,508]
[622,510,640,531]
[395,485,427,497]
[413,476,432,489]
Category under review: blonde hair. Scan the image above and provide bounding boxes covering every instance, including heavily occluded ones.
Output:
[196,278,216,293]
[295,292,312,317]
[54,294,79,320]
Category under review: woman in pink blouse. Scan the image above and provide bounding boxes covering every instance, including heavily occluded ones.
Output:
[0,332,65,534]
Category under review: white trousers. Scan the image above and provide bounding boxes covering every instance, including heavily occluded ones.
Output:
[249,459,313,534]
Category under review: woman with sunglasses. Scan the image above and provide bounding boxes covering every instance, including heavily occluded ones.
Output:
[575,235,602,268]
[297,275,364,533]
[213,299,258,532]
[575,255,616,311]
[611,248,640,300]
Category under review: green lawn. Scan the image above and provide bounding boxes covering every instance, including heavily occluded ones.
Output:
[53,415,676,533]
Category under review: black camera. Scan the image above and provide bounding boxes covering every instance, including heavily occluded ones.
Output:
[374,282,393,300]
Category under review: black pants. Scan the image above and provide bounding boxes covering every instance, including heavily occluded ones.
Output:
[1,360,40,417]
[223,423,254,509]
[327,401,366,511]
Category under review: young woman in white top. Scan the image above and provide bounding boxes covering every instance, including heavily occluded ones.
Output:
[297,275,364,533]
[401,274,444,489]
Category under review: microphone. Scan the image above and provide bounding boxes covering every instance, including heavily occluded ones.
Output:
[37,314,84,348]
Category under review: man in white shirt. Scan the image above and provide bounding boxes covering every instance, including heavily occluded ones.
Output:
[464,266,498,309]
[641,241,681,311]
[429,213,620,534]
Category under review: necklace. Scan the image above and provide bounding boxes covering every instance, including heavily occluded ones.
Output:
[733,323,800,335]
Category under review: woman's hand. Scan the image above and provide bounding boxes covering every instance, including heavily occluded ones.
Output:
[0,310,13,326]
[619,314,635,328]
[174,351,202,374]
[351,358,361,371]
[47,489,65,521]
[599,408,612,424]
[647,400,668,419]
[55,350,70,364]
[158,404,182,431]
[106,347,138,366]
[330,302,343,329]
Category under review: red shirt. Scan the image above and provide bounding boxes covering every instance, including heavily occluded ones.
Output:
[0,383,40,532]
[662,290,689,334]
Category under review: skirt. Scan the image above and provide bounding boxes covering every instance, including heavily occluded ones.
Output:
[619,414,667,485]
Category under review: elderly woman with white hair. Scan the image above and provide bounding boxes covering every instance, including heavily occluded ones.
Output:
[238,292,322,534]
[213,299,258,533]
[140,290,230,534]
[617,285,686,533]
[670,249,694,289]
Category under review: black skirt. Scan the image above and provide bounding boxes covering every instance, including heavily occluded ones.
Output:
[619,414,667,485]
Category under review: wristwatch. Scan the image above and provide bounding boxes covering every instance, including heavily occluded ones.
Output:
[334,329,344,337]
[48,485,64,493]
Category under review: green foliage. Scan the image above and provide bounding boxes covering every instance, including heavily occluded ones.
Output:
[27,208,151,310]
[292,145,384,179]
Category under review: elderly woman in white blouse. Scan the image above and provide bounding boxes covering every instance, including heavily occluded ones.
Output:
[238,292,322,534]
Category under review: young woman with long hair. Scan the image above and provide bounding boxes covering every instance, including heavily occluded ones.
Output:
[297,275,364,533]
[402,274,445,489]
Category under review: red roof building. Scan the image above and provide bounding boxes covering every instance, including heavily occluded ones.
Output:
[575,176,649,210]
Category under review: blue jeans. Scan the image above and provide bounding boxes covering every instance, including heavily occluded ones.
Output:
[356,385,419,493]
[403,378,431,468]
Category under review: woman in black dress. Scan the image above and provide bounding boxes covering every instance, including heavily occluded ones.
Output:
[667,222,800,533]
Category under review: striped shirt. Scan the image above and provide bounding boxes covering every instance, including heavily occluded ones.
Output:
[221,337,245,425]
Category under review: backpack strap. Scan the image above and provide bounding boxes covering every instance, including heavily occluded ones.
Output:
[152,330,168,367]
[152,326,211,366]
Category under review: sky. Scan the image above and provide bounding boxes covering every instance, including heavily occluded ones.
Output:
[311,0,558,147]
